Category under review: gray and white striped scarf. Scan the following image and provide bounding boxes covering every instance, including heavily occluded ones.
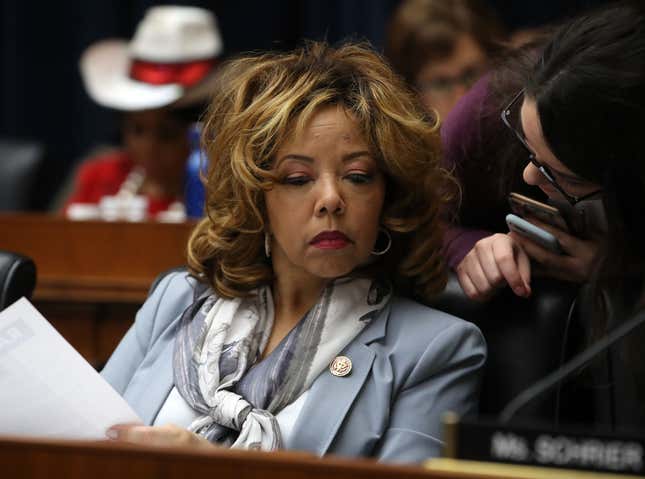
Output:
[173,277,391,451]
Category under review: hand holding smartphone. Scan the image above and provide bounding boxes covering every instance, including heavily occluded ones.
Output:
[507,192,570,255]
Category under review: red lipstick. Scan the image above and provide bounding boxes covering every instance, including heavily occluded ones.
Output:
[310,230,351,249]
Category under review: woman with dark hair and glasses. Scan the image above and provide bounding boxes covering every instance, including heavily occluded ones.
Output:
[444,2,644,305]
[445,0,645,429]
[514,1,645,326]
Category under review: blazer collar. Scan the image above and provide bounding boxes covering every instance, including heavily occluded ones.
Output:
[125,330,176,425]
[286,300,392,455]
[355,300,391,345]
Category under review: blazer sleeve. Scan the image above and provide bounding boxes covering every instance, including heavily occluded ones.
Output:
[100,272,190,394]
[374,321,486,463]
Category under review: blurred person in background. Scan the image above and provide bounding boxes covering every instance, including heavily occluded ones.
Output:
[385,0,504,123]
[64,5,222,220]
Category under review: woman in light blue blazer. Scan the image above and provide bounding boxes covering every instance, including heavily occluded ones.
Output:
[102,41,486,464]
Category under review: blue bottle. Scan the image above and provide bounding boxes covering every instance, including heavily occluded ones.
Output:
[184,123,207,219]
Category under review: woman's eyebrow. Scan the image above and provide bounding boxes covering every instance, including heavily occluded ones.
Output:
[275,154,314,167]
[276,151,372,167]
[342,151,372,162]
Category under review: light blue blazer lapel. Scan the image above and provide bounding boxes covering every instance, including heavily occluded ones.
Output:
[287,303,391,455]
[123,334,175,425]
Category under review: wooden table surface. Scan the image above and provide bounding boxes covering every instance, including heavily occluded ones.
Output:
[0,435,485,479]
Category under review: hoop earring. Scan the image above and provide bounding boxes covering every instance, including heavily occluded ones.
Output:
[264,232,271,258]
[371,228,391,256]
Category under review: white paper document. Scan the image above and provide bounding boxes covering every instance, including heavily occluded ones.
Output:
[0,297,141,439]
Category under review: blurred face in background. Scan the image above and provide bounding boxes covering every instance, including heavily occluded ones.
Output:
[122,108,190,195]
[415,33,487,122]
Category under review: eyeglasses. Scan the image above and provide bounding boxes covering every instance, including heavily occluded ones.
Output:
[501,89,601,206]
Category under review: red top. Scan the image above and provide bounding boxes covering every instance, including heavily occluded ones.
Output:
[64,150,178,217]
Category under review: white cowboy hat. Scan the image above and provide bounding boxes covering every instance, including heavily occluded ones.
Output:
[80,6,223,111]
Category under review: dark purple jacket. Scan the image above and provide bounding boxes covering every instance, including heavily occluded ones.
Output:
[441,75,544,269]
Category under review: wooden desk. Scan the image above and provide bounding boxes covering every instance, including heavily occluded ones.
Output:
[0,436,461,479]
[3,435,621,479]
[0,213,194,365]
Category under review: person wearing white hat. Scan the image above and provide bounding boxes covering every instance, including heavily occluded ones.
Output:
[64,5,223,219]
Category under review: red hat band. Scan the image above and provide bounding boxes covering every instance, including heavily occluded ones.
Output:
[129,58,216,87]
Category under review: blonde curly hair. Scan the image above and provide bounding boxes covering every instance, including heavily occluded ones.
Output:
[187,41,456,302]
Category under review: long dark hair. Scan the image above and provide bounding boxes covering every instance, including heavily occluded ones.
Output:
[525,1,645,325]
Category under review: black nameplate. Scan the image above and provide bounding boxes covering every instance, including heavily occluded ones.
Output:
[454,419,645,475]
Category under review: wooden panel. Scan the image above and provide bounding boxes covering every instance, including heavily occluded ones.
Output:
[0,213,193,303]
[0,213,194,365]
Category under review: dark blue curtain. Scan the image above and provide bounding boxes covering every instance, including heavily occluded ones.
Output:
[0,0,609,209]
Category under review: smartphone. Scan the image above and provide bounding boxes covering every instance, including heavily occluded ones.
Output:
[506,213,563,254]
[508,192,569,232]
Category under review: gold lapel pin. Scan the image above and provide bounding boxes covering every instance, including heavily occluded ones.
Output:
[329,355,352,377]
